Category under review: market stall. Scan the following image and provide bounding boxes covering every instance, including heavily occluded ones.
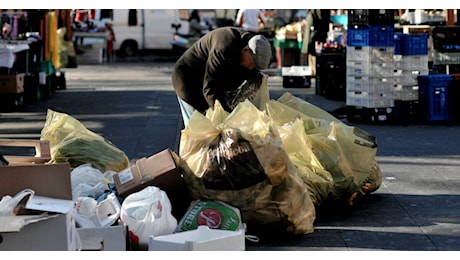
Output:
[0,10,68,111]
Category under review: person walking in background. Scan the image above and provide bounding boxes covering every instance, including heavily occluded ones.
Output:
[235,9,265,33]
[172,27,272,127]
[187,10,209,48]
[105,20,115,63]
[301,9,331,76]
[1,22,11,40]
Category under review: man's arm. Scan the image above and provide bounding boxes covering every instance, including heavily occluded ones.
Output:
[258,11,265,27]
[202,49,233,112]
[236,10,244,27]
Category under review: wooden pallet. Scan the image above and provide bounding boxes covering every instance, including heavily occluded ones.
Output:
[0,139,51,164]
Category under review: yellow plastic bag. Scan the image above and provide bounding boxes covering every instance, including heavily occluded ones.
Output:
[179,100,316,235]
[276,118,334,207]
[267,94,382,202]
[41,109,130,173]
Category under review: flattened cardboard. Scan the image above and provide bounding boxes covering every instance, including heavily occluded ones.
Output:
[0,163,72,200]
[26,195,74,214]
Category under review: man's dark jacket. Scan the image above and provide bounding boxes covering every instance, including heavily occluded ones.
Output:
[172,26,259,113]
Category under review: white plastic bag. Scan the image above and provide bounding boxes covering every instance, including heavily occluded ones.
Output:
[120,186,177,249]
[71,163,110,200]
[0,189,34,216]
[73,192,121,228]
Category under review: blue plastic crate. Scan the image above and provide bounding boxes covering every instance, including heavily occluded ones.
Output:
[394,33,402,54]
[399,34,428,56]
[347,25,395,47]
[417,74,453,122]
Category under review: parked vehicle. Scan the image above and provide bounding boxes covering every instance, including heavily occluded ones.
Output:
[170,21,212,56]
[170,28,190,56]
[110,9,190,57]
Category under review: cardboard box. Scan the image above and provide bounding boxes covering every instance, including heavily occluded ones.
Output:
[77,224,127,251]
[0,74,25,94]
[148,226,246,251]
[0,202,80,251]
[0,162,81,251]
[0,163,72,200]
[113,149,193,220]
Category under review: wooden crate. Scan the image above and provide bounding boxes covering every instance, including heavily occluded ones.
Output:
[0,139,51,164]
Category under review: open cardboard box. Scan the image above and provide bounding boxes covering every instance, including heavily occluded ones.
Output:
[0,163,81,251]
[113,149,193,220]
[148,225,246,251]
[77,223,127,251]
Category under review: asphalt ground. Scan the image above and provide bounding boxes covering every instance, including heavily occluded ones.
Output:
[1,62,460,253]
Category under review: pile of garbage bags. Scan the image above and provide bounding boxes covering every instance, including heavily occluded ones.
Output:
[35,84,382,247]
[178,93,382,235]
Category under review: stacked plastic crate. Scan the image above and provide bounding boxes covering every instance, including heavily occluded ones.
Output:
[345,9,396,123]
[315,45,346,101]
[432,26,460,70]
[392,33,429,124]
[417,26,458,123]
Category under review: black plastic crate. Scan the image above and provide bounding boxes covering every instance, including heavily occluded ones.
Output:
[23,73,41,104]
[282,76,311,88]
[432,26,460,53]
[0,93,24,112]
[319,46,346,55]
[316,60,346,76]
[316,51,346,76]
[282,48,301,66]
[392,100,420,125]
[348,9,395,26]
[449,74,460,122]
[346,106,394,124]
[429,64,460,74]
[319,76,346,101]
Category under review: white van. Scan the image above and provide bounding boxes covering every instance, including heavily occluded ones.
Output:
[110,9,190,57]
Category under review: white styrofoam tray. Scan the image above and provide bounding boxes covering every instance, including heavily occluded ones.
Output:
[148,226,245,251]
